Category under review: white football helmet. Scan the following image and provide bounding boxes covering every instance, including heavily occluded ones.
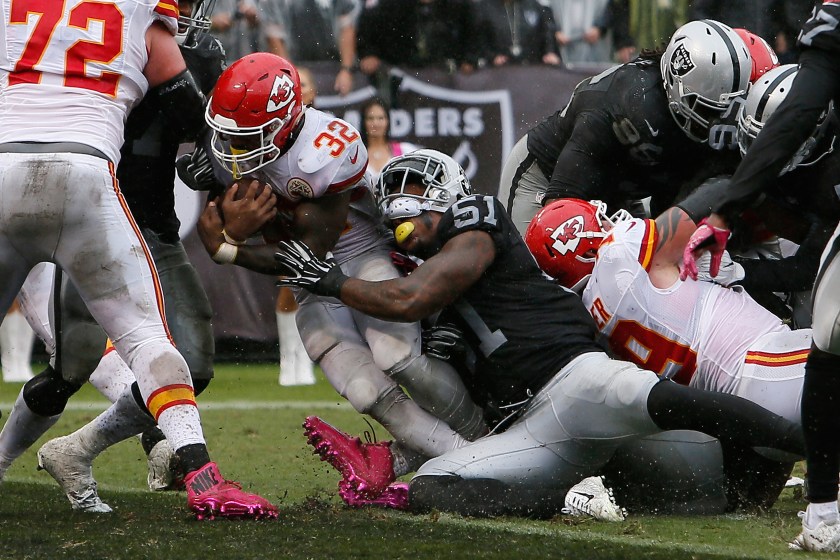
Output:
[661,20,751,142]
[176,0,215,48]
[377,149,471,220]
[737,64,835,174]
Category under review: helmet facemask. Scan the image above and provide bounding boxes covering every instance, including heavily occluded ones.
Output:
[176,0,215,49]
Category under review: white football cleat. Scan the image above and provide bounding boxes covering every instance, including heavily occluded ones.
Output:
[789,512,840,552]
[147,439,176,491]
[563,476,626,522]
[37,435,112,513]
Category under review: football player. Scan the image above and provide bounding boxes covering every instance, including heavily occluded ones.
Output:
[273,149,805,518]
[0,0,275,518]
[0,0,277,519]
[196,54,488,487]
[498,19,755,235]
[679,2,840,550]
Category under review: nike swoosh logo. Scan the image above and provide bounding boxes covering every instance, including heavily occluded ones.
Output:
[644,119,659,137]
[573,492,595,501]
[349,146,360,165]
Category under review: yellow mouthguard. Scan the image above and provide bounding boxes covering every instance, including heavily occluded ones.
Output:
[394,222,415,244]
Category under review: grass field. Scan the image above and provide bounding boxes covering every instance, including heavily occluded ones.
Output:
[0,363,812,559]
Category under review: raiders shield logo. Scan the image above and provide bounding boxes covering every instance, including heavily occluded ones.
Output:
[267,74,297,113]
[549,215,584,255]
[669,44,695,77]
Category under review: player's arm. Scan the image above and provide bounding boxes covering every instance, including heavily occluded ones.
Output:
[646,207,700,288]
[144,22,206,141]
[340,230,495,322]
[276,230,496,322]
[543,112,621,205]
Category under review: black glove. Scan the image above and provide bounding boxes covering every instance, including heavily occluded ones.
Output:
[422,323,466,362]
[176,145,222,192]
[274,240,349,298]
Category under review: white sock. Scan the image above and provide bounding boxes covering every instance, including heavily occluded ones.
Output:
[805,501,840,529]
[0,389,60,471]
[277,310,314,386]
[89,347,136,403]
[70,389,156,460]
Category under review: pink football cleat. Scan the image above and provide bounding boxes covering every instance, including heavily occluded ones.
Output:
[185,462,278,520]
[303,416,396,498]
[339,480,410,510]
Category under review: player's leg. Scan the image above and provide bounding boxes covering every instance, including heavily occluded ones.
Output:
[410,352,663,517]
[299,293,467,460]
[40,155,274,517]
[497,134,547,236]
[345,248,486,441]
[797,223,840,538]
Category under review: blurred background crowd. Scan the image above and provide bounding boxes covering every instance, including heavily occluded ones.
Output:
[207,0,814,97]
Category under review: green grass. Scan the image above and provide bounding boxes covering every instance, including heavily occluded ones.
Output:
[0,364,812,559]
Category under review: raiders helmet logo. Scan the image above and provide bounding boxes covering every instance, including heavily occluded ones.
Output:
[267,74,297,113]
[669,44,696,76]
[287,177,314,200]
[549,215,584,255]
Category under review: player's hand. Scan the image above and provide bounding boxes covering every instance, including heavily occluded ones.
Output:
[274,240,349,298]
[422,323,466,362]
[198,197,225,256]
[680,218,731,281]
[176,145,221,192]
[220,180,277,242]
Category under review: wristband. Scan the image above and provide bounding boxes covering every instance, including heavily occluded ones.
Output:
[222,229,245,246]
[212,242,238,264]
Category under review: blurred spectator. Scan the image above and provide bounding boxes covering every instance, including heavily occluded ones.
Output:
[360,98,421,183]
[479,0,561,66]
[689,1,787,54]
[608,0,690,62]
[210,0,269,60]
[356,0,480,76]
[267,0,360,96]
[297,66,318,108]
[549,0,612,64]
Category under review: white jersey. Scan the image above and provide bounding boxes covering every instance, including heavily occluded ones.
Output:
[0,0,178,163]
[257,108,389,263]
[582,218,794,393]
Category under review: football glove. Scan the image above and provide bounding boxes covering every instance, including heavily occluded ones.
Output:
[176,145,222,192]
[422,323,466,362]
[275,240,349,298]
[680,218,731,281]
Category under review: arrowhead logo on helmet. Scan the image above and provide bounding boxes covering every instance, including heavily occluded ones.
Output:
[267,74,297,113]
[550,215,585,255]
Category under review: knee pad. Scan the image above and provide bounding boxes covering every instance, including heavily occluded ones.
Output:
[22,365,82,416]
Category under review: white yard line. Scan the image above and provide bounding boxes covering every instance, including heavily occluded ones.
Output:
[0,400,350,412]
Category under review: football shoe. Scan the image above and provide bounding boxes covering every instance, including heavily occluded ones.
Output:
[562,476,626,522]
[339,480,409,510]
[185,462,278,520]
[37,435,112,513]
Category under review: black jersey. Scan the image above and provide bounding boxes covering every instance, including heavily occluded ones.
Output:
[435,195,606,407]
[529,59,739,210]
[117,34,226,242]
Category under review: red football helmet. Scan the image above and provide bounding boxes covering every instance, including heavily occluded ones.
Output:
[206,53,304,178]
[734,28,779,82]
[525,199,630,291]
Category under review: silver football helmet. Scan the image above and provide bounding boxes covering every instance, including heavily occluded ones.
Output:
[661,20,752,142]
[737,64,835,174]
[377,149,471,220]
[176,0,216,48]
